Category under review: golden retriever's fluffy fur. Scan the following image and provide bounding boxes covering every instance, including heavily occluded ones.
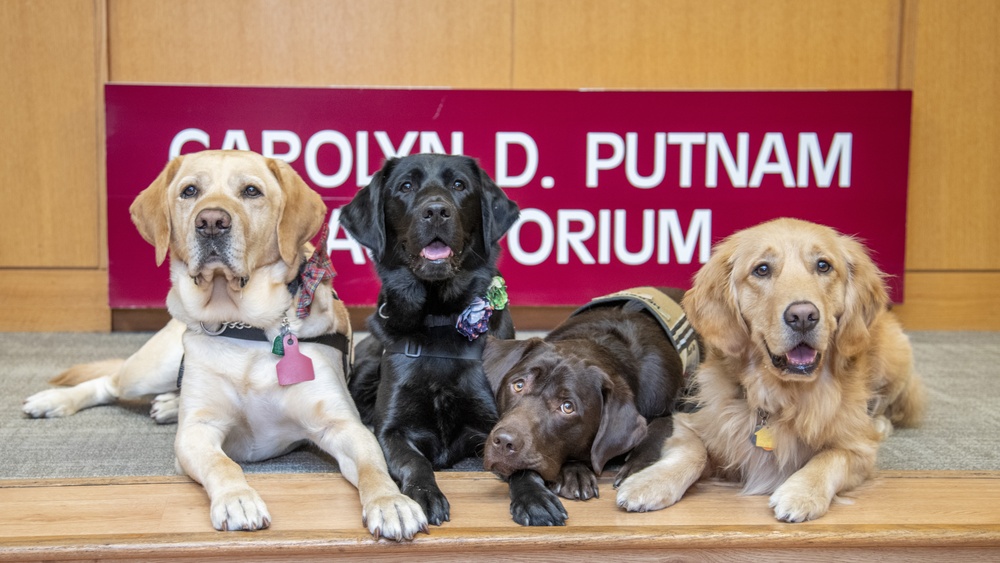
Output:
[616,218,926,522]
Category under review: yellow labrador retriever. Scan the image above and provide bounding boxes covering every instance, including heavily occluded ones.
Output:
[616,218,926,522]
[23,150,427,540]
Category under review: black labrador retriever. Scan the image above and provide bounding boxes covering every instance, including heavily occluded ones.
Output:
[339,154,520,526]
[482,287,698,525]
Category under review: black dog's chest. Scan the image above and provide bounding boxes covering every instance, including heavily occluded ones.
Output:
[382,356,497,420]
[377,355,498,465]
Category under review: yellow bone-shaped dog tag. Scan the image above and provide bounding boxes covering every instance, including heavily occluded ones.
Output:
[752,426,775,451]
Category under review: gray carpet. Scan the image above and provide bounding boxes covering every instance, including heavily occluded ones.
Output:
[1,331,998,480]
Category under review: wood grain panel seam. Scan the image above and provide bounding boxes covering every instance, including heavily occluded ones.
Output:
[506,0,514,88]
[95,0,109,270]
[896,0,919,90]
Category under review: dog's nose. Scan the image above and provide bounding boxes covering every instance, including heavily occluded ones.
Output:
[421,201,451,221]
[195,208,231,238]
[491,430,521,456]
[784,301,820,333]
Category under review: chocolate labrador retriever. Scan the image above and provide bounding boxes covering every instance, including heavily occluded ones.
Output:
[339,154,520,526]
[482,287,699,525]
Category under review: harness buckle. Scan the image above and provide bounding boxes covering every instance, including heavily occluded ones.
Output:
[403,340,423,358]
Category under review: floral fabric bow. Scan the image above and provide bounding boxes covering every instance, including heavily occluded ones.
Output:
[456,276,508,341]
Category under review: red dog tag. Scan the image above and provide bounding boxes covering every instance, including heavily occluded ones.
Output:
[276,333,315,386]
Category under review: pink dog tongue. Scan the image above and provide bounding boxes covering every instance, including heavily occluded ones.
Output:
[786,344,818,366]
[421,241,453,261]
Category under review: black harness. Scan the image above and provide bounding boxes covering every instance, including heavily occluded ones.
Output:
[381,313,485,361]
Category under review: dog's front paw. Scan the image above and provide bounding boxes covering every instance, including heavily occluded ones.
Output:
[363,493,429,541]
[615,465,687,513]
[402,482,449,526]
[511,485,568,526]
[22,389,78,418]
[769,480,832,522]
[873,414,893,440]
[210,488,271,531]
[150,392,179,424]
[549,461,599,501]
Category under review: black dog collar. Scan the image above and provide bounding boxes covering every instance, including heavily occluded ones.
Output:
[210,323,350,354]
[177,325,351,389]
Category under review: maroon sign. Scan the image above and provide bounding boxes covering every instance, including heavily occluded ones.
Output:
[106,86,911,308]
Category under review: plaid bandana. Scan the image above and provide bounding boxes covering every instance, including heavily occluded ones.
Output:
[295,222,336,319]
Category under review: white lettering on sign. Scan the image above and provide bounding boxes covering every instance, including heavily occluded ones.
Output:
[506,208,554,266]
[557,209,595,264]
[221,130,251,151]
[262,130,302,162]
[325,208,368,265]
[167,129,464,188]
[586,133,625,188]
[495,132,539,188]
[749,132,794,187]
[327,208,709,268]
[586,131,852,189]
[657,209,712,264]
[706,132,749,188]
[505,208,712,266]
[797,133,852,187]
[625,133,666,189]
[304,130,353,188]
[667,133,707,188]
[169,128,210,157]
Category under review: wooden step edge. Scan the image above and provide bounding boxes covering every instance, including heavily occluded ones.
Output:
[2,523,999,562]
[1,469,997,490]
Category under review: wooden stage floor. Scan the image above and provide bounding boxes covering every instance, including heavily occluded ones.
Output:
[1,471,998,561]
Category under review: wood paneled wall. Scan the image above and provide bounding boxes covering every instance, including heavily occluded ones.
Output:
[1,0,997,331]
[0,0,109,330]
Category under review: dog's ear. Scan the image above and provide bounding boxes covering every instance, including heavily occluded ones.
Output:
[836,234,889,357]
[339,159,395,261]
[269,158,327,267]
[591,369,648,475]
[130,155,184,266]
[482,336,542,394]
[475,160,520,261]
[682,235,750,357]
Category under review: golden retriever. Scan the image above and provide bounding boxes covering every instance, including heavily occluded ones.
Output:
[615,218,926,522]
[23,150,427,540]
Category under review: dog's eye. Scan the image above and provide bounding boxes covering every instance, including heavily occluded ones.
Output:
[752,263,771,278]
[180,185,198,199]
[242,185,263,198]
[452,180,465,191]
[817,260,832,273]
[399,181,413,193]
[512,379,525,393]
[560,401,575,415]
